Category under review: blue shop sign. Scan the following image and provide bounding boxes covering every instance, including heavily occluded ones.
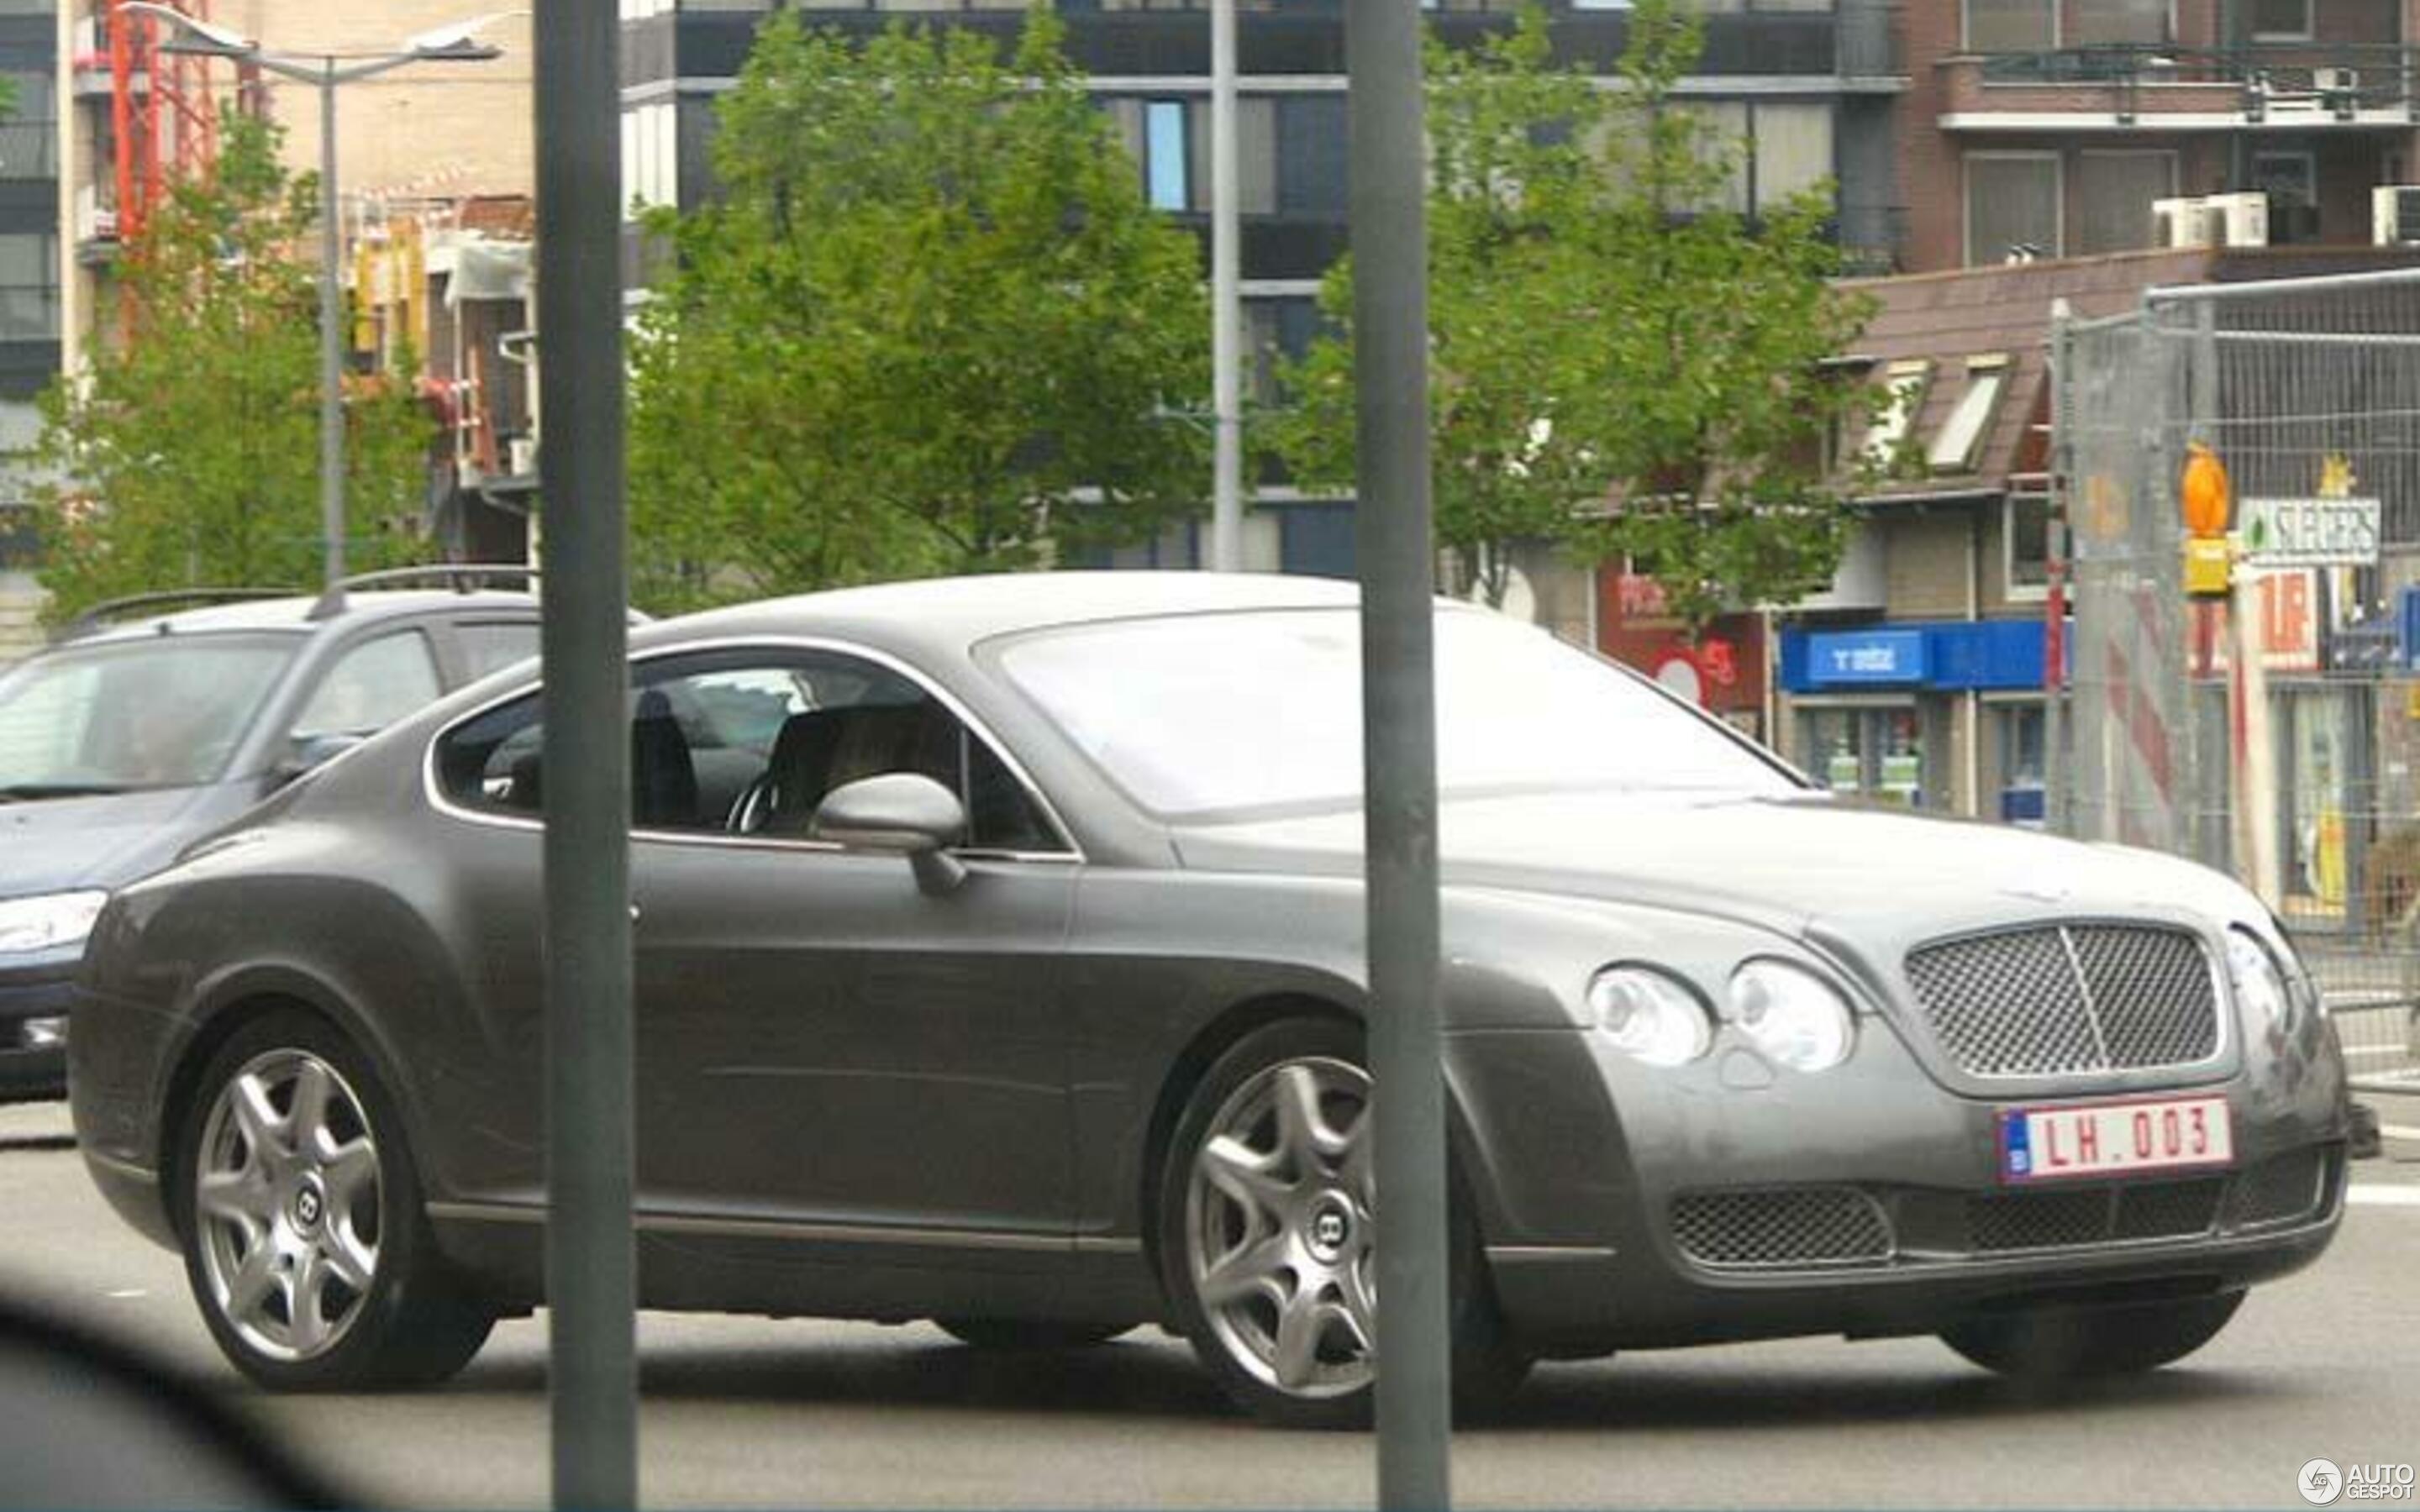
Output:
[1783,621,2046,693]
[1804,629,1928,685]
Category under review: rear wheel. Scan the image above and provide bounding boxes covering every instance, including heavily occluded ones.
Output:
[1940,1292,2245,1380]
[173,1011,495,1390]
[1158,1018,1529,1429]
[934,1319,1132,1351]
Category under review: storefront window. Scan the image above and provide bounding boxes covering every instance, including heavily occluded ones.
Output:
[1996,701,2046,827]
[2286,690,2353,912]
[1800,706,1925,806]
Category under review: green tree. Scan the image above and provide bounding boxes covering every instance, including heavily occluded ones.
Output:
[629,9,1209,612]
[1274,0,1873,627]
[33,113,436,621]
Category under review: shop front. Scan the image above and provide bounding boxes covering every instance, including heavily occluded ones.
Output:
[1778,620,2048,818]
[1595,568,1770,743]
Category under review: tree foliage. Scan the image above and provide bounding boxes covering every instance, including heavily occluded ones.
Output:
[33,113,435,620]
[1273,0,1874,627]
[629,10,1209,612]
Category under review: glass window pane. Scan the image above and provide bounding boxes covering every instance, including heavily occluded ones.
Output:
[1966,154,2058,264]
[1965,0,2052,50]
[2072,151,2172,255]
[456,622,540,683]
[1145,100,1189,212]
[1929,361,2007,473]
[1276,95,1348,215]
[1237,97,1276,215]
[1750,102,1833,210]
[2074,0,2169,44]
[2007,493,2051,591]
[2251,0,2309,36]
[1688,102,1749,214]
[292,632,442,743]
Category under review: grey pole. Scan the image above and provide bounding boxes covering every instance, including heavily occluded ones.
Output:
[1345,0,1453,1501]
[1209,0,1243,570]
[534,4,637,1508]
[317,65,345,593]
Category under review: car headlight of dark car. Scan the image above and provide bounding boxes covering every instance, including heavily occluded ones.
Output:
[0,890,111,957]
[1726,958,1858,1073]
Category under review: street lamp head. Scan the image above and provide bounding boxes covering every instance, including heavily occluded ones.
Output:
[403,9,527,59]
[115,1,257,56]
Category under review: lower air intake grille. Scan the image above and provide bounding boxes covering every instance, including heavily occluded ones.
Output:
[1670,1187,1893,1270]
[2227,1149,2328,1228]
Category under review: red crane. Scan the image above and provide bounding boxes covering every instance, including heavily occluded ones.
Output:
[103,0,233,242]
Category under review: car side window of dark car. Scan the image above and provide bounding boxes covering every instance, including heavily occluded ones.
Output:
[431,647,1065,854]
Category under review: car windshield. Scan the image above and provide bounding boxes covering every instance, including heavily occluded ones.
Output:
[0,633,301,794]
[997,606,1802,821]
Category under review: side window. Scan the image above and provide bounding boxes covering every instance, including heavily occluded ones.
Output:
[455,621,541,684]
[291,631,442,744]
[432,646,1065,853]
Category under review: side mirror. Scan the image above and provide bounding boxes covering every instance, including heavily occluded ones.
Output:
[811,773,969,895]
[271,732,366,789]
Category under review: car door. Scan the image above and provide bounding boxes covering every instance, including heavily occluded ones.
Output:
[618,646,1078,1247]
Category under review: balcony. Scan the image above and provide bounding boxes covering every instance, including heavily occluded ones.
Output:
[1940,42,2418,130]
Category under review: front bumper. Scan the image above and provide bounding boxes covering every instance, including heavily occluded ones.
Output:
[1451,1011,2349,1355]
[0,965,76,1101]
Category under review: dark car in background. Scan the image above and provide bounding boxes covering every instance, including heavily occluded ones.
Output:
[1,570,543,1100]
[66,573,2349,1427]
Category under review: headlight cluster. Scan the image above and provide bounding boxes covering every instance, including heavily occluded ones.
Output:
[0,890,110,957]
[1586,958,1857,1073]
[2226,926,2311,1033]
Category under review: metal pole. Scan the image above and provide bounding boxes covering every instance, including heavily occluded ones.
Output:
[535,4,636,1507]
[2046,300,2070,836]
[1347,0,1451,1500]
[318,66,345,593]
[1209,0,1244,570]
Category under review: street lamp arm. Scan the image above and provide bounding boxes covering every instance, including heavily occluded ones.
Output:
[404,9,529,55]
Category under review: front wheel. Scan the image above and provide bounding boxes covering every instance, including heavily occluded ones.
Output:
[173,1011,495,1390]
[1940,1292,2245,1381]
[1157,1018,1529,1429]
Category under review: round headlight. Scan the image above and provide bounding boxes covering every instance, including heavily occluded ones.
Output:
[2226,927,2293,1032]
[1727,958,1856,1073]
[1586,967,1713,1068]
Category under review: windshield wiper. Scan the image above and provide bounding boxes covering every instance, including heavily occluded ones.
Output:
[0,782,137,802]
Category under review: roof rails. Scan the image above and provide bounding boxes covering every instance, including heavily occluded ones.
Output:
[308,564,540,621]
[55,587,302,643]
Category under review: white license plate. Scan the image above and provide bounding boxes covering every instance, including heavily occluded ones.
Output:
[1998,1095,2233,1183]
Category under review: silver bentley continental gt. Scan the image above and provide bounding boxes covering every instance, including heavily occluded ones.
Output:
[67,573,2348,1426]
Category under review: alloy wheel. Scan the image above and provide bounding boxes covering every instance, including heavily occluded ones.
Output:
[192,1048,383,1362]
[1183,1056,1376,1400]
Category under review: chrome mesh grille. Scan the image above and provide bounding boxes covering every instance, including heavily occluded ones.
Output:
[2225,1149,2327,1229]
[1904,924,2218,1078]
[1670,1188,1893,1270]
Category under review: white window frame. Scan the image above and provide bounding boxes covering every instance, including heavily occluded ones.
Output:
[1860,358,1933,470]
[1964,150,2064,265]
[1929,353,2011,475]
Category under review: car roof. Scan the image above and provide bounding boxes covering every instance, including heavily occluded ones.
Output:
[644,570,1369,654]
[53,590,540,650]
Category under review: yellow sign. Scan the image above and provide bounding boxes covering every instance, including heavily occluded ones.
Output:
[2318,453,2357,498]
[2185,536,2233,598]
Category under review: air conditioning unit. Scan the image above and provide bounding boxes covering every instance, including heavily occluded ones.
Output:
[2206,192,2270,248]
[2154,196,2210,249]
[2375,185,2420,245]
[2315,66,2360,94]
[507,436,539,477]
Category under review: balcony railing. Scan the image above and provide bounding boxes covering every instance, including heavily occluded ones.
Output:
[1974,42,2417,123]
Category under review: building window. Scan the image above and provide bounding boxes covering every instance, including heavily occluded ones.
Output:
[1965,152,2060,265]
[0,232,58,342]
[2073,0,2170,45]
[2250,0,2311,39]
[1965,0,2052,52]
[1144,99,1190,212]
[2252,150,2317,241]
[1749,102,1834,213]
[1276,96,1349,216]
[2072,150,2175,255]
[2006,491,2051,599]
[1929,354,2008,475]
[0,71,56,181]
[1860,358,1931,471]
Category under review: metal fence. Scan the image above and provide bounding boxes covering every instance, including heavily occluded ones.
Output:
[2054,265,2420,1096]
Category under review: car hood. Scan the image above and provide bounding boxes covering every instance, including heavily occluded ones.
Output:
[1171,790,2254,942]
[0,785,240,899]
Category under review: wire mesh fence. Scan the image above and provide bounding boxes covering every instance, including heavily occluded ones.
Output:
[2055,266,2420,1095]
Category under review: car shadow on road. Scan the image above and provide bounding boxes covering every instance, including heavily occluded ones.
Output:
[426,1331,2286,1432]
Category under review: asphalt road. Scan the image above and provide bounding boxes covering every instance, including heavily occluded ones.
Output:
[3,1099,2417,1510]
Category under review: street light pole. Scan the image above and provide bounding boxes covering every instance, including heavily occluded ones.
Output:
[124,3,513,598]
[1209,0,1243,571]
[316,63,345,595]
